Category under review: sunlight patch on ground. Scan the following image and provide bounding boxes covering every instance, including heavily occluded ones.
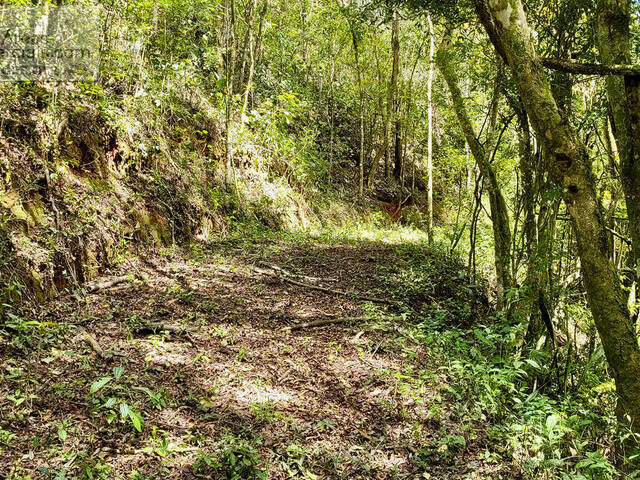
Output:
[330,354,394,375]
[158,408,194,430]
[387,422,415,442]
[370,450,408,471]
[230,380,293,404]
[319,224,429,245]
[141,339,193,366]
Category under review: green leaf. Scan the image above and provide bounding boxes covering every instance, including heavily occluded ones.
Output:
[546,413,560,432]
[525,359,541,370]
[113,367,124,379]
[119,402,131,419]
[90,376,112,394]
[133,386,152,396]
[128,410,144,432]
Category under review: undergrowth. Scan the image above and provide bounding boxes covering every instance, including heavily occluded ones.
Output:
[412,309,635,479]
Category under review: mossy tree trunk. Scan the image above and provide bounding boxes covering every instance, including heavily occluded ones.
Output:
[597,0,640,276]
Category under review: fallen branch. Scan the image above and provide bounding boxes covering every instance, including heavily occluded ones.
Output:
[279,276,398,305]
[78,327,105,358]
[249,265,391,302]
[85,276,130,293]
[285,315,403,330]
[257,263,337,283]
[133,322,196,335]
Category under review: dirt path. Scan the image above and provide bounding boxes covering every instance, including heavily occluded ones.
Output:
[0,237,508,479]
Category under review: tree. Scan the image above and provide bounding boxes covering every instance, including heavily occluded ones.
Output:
[242,0,268,115]
[597,0,640,278]
[426,14,434,244]
[436,32,513,306]
[343,2,366,196]
[224,0,236,184]
[367,7,400,189]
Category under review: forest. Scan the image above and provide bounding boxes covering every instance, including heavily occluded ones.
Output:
[1,0,640,478]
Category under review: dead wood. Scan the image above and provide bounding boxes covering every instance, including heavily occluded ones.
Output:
[278,276,398,305]
[78,327,105,358]
[285,315,403,330]
[258,263,337,283]
[132,322,196,335]
[248,264,395,304]
[85,276,130,293]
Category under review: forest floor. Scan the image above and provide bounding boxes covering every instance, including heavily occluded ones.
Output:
[0,233,518,479]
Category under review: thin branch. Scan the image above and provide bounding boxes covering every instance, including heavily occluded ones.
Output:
[606,226,632,245]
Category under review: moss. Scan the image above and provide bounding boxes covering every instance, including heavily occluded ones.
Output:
[0,189,32,226]
[134,208,170,246]
[28,266,48,301]
[23,194,46,226]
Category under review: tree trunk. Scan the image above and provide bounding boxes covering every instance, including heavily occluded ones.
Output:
[426,15,434,244]
[393,102,403,181]
[237,0,257,92]
[597,0,640,277]
[436,35,513,306]
[475,0,640,430]
[349,19,365,196]
[224,0,236,184]
[507,93,542,339]
[367,8,400,189]
[328,35,336,186]
[242,0,267,116]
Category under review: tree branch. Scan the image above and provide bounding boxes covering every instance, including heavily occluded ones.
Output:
[542,57,640,77]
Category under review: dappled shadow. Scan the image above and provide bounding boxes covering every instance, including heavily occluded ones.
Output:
[0,236,503,479]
